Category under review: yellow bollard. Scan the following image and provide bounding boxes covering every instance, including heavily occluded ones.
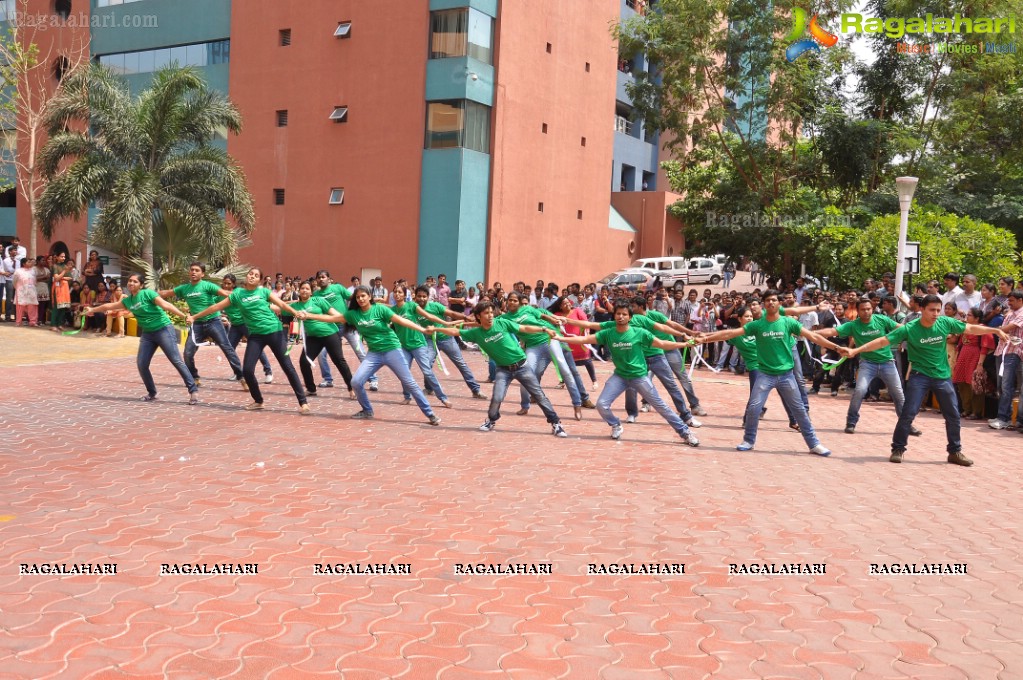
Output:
[126,317,137,337]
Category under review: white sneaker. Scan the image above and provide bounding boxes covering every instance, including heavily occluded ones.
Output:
[640,404,650,413]
[626,415,637,424]
[682,432,700,447]
[809,445,832,457]
[479,420,496,432]
[611,424,623,440]
[552,423,568,438]
[686,417,702,428]
[263,372,274,384]
[592,381,599,391]
[988,419,1009,430]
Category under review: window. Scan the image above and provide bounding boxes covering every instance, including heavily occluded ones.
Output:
[54,0,71,20]
[329,188,345,205]
[97,40,231,76]
[334,21,352,38]
[581,137,586,146]
[0,0,17,21]
[0,128,16,157]
[52,56,70,82]
[546,42,552,53]
[577,210,583,220]
[279,29,292,46]
[329,106,348,122]
[424,100,490,153]
[538,202,544,212]
[428,8,493,64]
[541,123,547,134]
[585,62,590,72]
[276,110,288,127]
[274,189,285,205]
[0,188,15,208]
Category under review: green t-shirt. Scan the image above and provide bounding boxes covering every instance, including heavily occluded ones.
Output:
[727,335,759,372]
[461,319,527,366]
[414,301,449,329]
[392,302,427,350]
[595,326,654,379]
[313,284,352,329]
[501,306,553,347]
[836,314,898,363]
[743,315,803,375]
[885,316,966,379]
[343,304,400,353]
[224,302,245,326]
[228,286,281,336]
[122,289,171,333]
[173,280,223,321]
[291,298,341,338]
[599,313,664,357]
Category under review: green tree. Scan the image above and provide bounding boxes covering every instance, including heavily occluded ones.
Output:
[34,64,254,280]
[841,207,1021,289]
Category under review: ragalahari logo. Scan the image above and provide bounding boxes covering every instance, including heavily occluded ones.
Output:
[785,7,839,61]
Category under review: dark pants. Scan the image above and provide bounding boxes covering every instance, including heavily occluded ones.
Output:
[184,318,244,381]
[893,371,960,453]
[490,362,560,424]
[243,330,306,405]
[227,322,272,374]
[3,281,13,320]
[137,325,197,397]
[299,333,353,392]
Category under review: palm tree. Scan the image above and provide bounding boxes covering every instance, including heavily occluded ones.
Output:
[34,64,254,280]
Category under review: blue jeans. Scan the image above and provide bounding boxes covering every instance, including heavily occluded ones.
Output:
[520,343,582,408]
[137,325,197,397]
[554,342,591,403]
[624,354,693,420]
[598,374,690,435]
[663,349,701,409]
[847,359,906,427]
[791,344,810,416]
[996,353,1021,422]
[894,372,960,453]
[723,271,733,289]
[743,372,820,448]
[227,322,272,374]
[184,317,244,381]
[490,361,560,424]
[402,345,447,401]
[431,335,481,394]
[352,349,433,417]
[321,327,376,385]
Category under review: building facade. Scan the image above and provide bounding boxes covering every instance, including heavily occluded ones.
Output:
[3,0,685,286]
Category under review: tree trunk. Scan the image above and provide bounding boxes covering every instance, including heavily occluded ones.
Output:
[142,214,155,279]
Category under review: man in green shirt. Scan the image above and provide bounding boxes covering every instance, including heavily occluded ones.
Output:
[698,290,844,456]
[159,261,246,387]
[817,297,919,436]
[847,294,1009,465]
[555,302,699,445]
[411,285,486,400]
[429,302,568,438]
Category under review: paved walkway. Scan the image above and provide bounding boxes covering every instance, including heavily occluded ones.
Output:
[1,324,1021,679]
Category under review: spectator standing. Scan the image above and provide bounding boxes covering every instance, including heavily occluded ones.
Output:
[12,258,38,326]
[0,246,15,321]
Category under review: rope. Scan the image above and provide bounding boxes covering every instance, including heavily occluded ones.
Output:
[62,315,86,336]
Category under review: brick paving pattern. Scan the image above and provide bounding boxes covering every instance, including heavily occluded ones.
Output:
[1,324,1021,679]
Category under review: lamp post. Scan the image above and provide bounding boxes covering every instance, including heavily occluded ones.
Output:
[894,176,918,299]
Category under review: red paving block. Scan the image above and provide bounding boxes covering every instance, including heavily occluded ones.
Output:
[1,344,1023,678]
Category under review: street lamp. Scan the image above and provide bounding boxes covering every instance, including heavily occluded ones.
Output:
[894,176,918,299]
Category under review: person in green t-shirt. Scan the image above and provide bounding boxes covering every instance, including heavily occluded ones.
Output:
[429,301,568,437]
[410,285,486,401]
[220,274,274,382]
[816,297,918,436]
[312,270,376,391]
[393,284,454,407]
[84,273,198,404]
[555,301,699,445]
[298,286,440,425]
[847,294,1008,465]
[188,267,310,414]
[290,281,355,399]
[500,293,594,421]
[158,261,246,387]
[697,290,843,456]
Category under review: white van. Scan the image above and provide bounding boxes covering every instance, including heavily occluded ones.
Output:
[630,257,688,289]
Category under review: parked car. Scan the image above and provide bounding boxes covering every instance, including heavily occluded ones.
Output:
[595,269,655,294]
[686,257,723,284]
[629,257,689,289]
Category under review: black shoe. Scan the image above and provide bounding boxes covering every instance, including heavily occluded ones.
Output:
[909,426,922,437]
[844,425,855,434]
[890,449,904,463]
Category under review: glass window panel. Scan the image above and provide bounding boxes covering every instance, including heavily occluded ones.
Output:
[467,9,493,64]
[425,101,463,149]
[137,49,155,73]
[121,51,139,75]
[153,48,171,71]
[464,101,490,153]
[185,43,204,66]
[429,9,467,59]
[169,46,187,67]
